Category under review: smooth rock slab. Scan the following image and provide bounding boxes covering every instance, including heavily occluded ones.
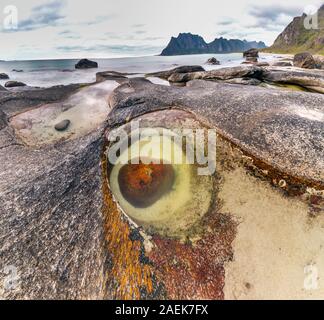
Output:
[272,61,293,67]
[262,68,324,93]
[10,81,119,146]
[146,65,205,80]
[0,84,106,299]
[109,78,324,185]
[107,78,324,300]
[167,65,263,84]
[1,77,324,300]
[96,71,129,83]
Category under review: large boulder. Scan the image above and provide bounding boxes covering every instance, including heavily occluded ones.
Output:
[243,48,259,58]
[245,57,258,63]
[75,59,98,69]
[314,55,324,70]
[293,52,316,69]
[146,65,205,80]
[5,81,26,88]
[0,73,9,79]
[206,57,220,65]
[243,48,259,64]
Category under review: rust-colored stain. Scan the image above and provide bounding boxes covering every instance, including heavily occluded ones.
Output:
[118,160,175,208]
[101,144,235,299]
[101,151,154,300]
[148,212,236,300]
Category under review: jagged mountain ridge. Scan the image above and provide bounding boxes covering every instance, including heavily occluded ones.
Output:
[160,33,267,56]
[265,4,324,55]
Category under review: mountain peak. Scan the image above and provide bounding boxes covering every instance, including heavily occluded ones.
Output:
[160,34,266,56]
[266,5,324,55]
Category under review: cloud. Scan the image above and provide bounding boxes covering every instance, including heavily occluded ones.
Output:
[248,4,302,30]
[80,15,115,26]
[217,18,235,26]
[58,30,70,35]
[134,30,147,35]
[56,44,163,54]
[142,36,164,41]
[132,24,146,28]
[16,0,67,32]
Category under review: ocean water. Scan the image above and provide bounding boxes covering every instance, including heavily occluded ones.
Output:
[0,53,278,88]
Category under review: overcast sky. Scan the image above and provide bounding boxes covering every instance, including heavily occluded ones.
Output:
[0,0,323,60]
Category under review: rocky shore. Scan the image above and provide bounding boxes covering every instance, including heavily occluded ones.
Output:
[145,52,324,93]
[0,55,324,300]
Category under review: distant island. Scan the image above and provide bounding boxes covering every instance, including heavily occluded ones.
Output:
[160,33,266,56]
[265,4,324,55]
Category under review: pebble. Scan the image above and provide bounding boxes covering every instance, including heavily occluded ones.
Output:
[54,119,70,131]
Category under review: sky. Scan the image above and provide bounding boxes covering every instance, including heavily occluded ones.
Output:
[0,0,323,60]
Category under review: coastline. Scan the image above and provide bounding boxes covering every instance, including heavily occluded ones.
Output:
[1,61,323,299]
[0,52,290,88]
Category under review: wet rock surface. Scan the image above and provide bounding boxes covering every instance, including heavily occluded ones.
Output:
[9,81,118,146]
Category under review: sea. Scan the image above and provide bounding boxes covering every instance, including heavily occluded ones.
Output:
[0,53,279,88]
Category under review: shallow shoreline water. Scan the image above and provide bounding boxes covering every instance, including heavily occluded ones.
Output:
[0,53,285,88]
